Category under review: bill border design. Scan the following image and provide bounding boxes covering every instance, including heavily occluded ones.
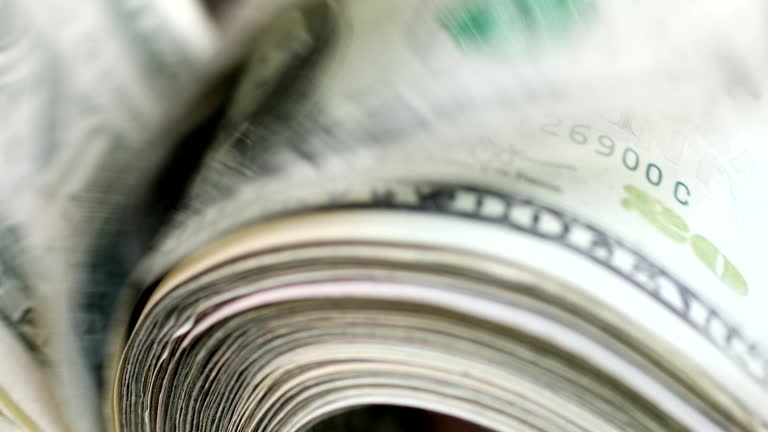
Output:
[342,181,768,389]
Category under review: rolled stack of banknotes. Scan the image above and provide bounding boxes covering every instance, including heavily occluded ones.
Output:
[1,0,767,431]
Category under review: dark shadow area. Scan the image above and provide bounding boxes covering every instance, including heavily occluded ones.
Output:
[307,405,494,432]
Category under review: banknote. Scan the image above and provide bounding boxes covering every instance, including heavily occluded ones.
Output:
[4,0,768,430]
[149,0,768,306]
[108,1,768,430]
[0,0,218,430]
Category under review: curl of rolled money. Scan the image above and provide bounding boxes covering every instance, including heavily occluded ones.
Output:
[106,1,768,431]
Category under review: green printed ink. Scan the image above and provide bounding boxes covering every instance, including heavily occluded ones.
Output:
[622,185,749,296]
[439,0,596,51]
[440,1,498,47]
[691,234,748,296]
[621,185,689,244]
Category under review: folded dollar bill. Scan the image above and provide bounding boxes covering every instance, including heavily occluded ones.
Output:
[2,0,768,431]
